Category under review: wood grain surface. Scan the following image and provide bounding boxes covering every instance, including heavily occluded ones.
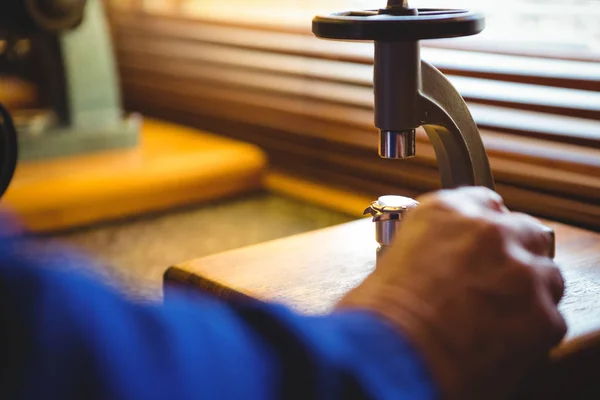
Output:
[166,217,600,398]
[3,119,267,232]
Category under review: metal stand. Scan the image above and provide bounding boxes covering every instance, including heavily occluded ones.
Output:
[313,4,495,190]
[313,2,496,255]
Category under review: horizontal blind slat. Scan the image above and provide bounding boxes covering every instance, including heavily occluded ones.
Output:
[109,10,600,228]
[120,76,600,198]
[113,13,600,91]
[114,24,600,123]
[117,55,600,146]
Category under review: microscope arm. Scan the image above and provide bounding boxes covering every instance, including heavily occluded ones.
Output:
[419,61,495,190]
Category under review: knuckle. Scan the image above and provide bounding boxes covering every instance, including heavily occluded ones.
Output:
[540,308,568,345]
[414,194,456,219]
[555,314,568,339]
[549,265,566,294]
[473,217,505,243]
[513,212,542,225]
[418,191,452,210]
[512,263,538,292]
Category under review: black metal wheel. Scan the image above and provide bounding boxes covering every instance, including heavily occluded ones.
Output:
[312,8,484,41]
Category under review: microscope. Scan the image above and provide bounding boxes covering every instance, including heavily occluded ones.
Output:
[312,1,546,256]
[0,0,138,198]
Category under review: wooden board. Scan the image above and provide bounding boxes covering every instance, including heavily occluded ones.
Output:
[3,118,267,232]
[165,218,600,398]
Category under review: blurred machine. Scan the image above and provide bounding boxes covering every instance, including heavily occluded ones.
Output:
[0,0,139,197]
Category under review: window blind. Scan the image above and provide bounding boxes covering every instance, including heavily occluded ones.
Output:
[108,9,600,230]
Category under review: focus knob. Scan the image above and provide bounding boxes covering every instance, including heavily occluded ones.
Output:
[364,195,420,250]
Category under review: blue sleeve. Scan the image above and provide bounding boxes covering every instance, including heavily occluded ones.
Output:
[0,237,438,400]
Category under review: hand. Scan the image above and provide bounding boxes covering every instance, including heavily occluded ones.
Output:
[338,187,566,399]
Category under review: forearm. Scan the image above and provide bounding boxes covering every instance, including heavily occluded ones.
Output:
[0,238,438,399]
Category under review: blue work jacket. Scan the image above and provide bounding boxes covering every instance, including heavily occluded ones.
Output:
[0,236,437,399]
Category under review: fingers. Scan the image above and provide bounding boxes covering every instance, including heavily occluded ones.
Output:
[535,258,565,305]
[497,211,562,304]
[546,305,568,347]
[422,188,555,258]
[537,266,568,346]
[500,212,555,258]
[507,211,566,331]
[429,188,563,303]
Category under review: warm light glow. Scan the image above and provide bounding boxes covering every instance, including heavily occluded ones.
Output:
[110,0,600,55]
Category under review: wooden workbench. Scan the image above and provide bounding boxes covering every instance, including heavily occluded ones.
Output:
[165,217,600,398]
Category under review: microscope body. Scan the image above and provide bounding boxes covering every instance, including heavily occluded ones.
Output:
[312,3,554,255]
[313,5,495,191]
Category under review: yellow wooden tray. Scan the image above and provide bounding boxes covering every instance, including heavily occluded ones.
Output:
[3,119,267,232]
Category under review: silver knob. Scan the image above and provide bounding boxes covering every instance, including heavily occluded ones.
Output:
[364,195,420,254]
